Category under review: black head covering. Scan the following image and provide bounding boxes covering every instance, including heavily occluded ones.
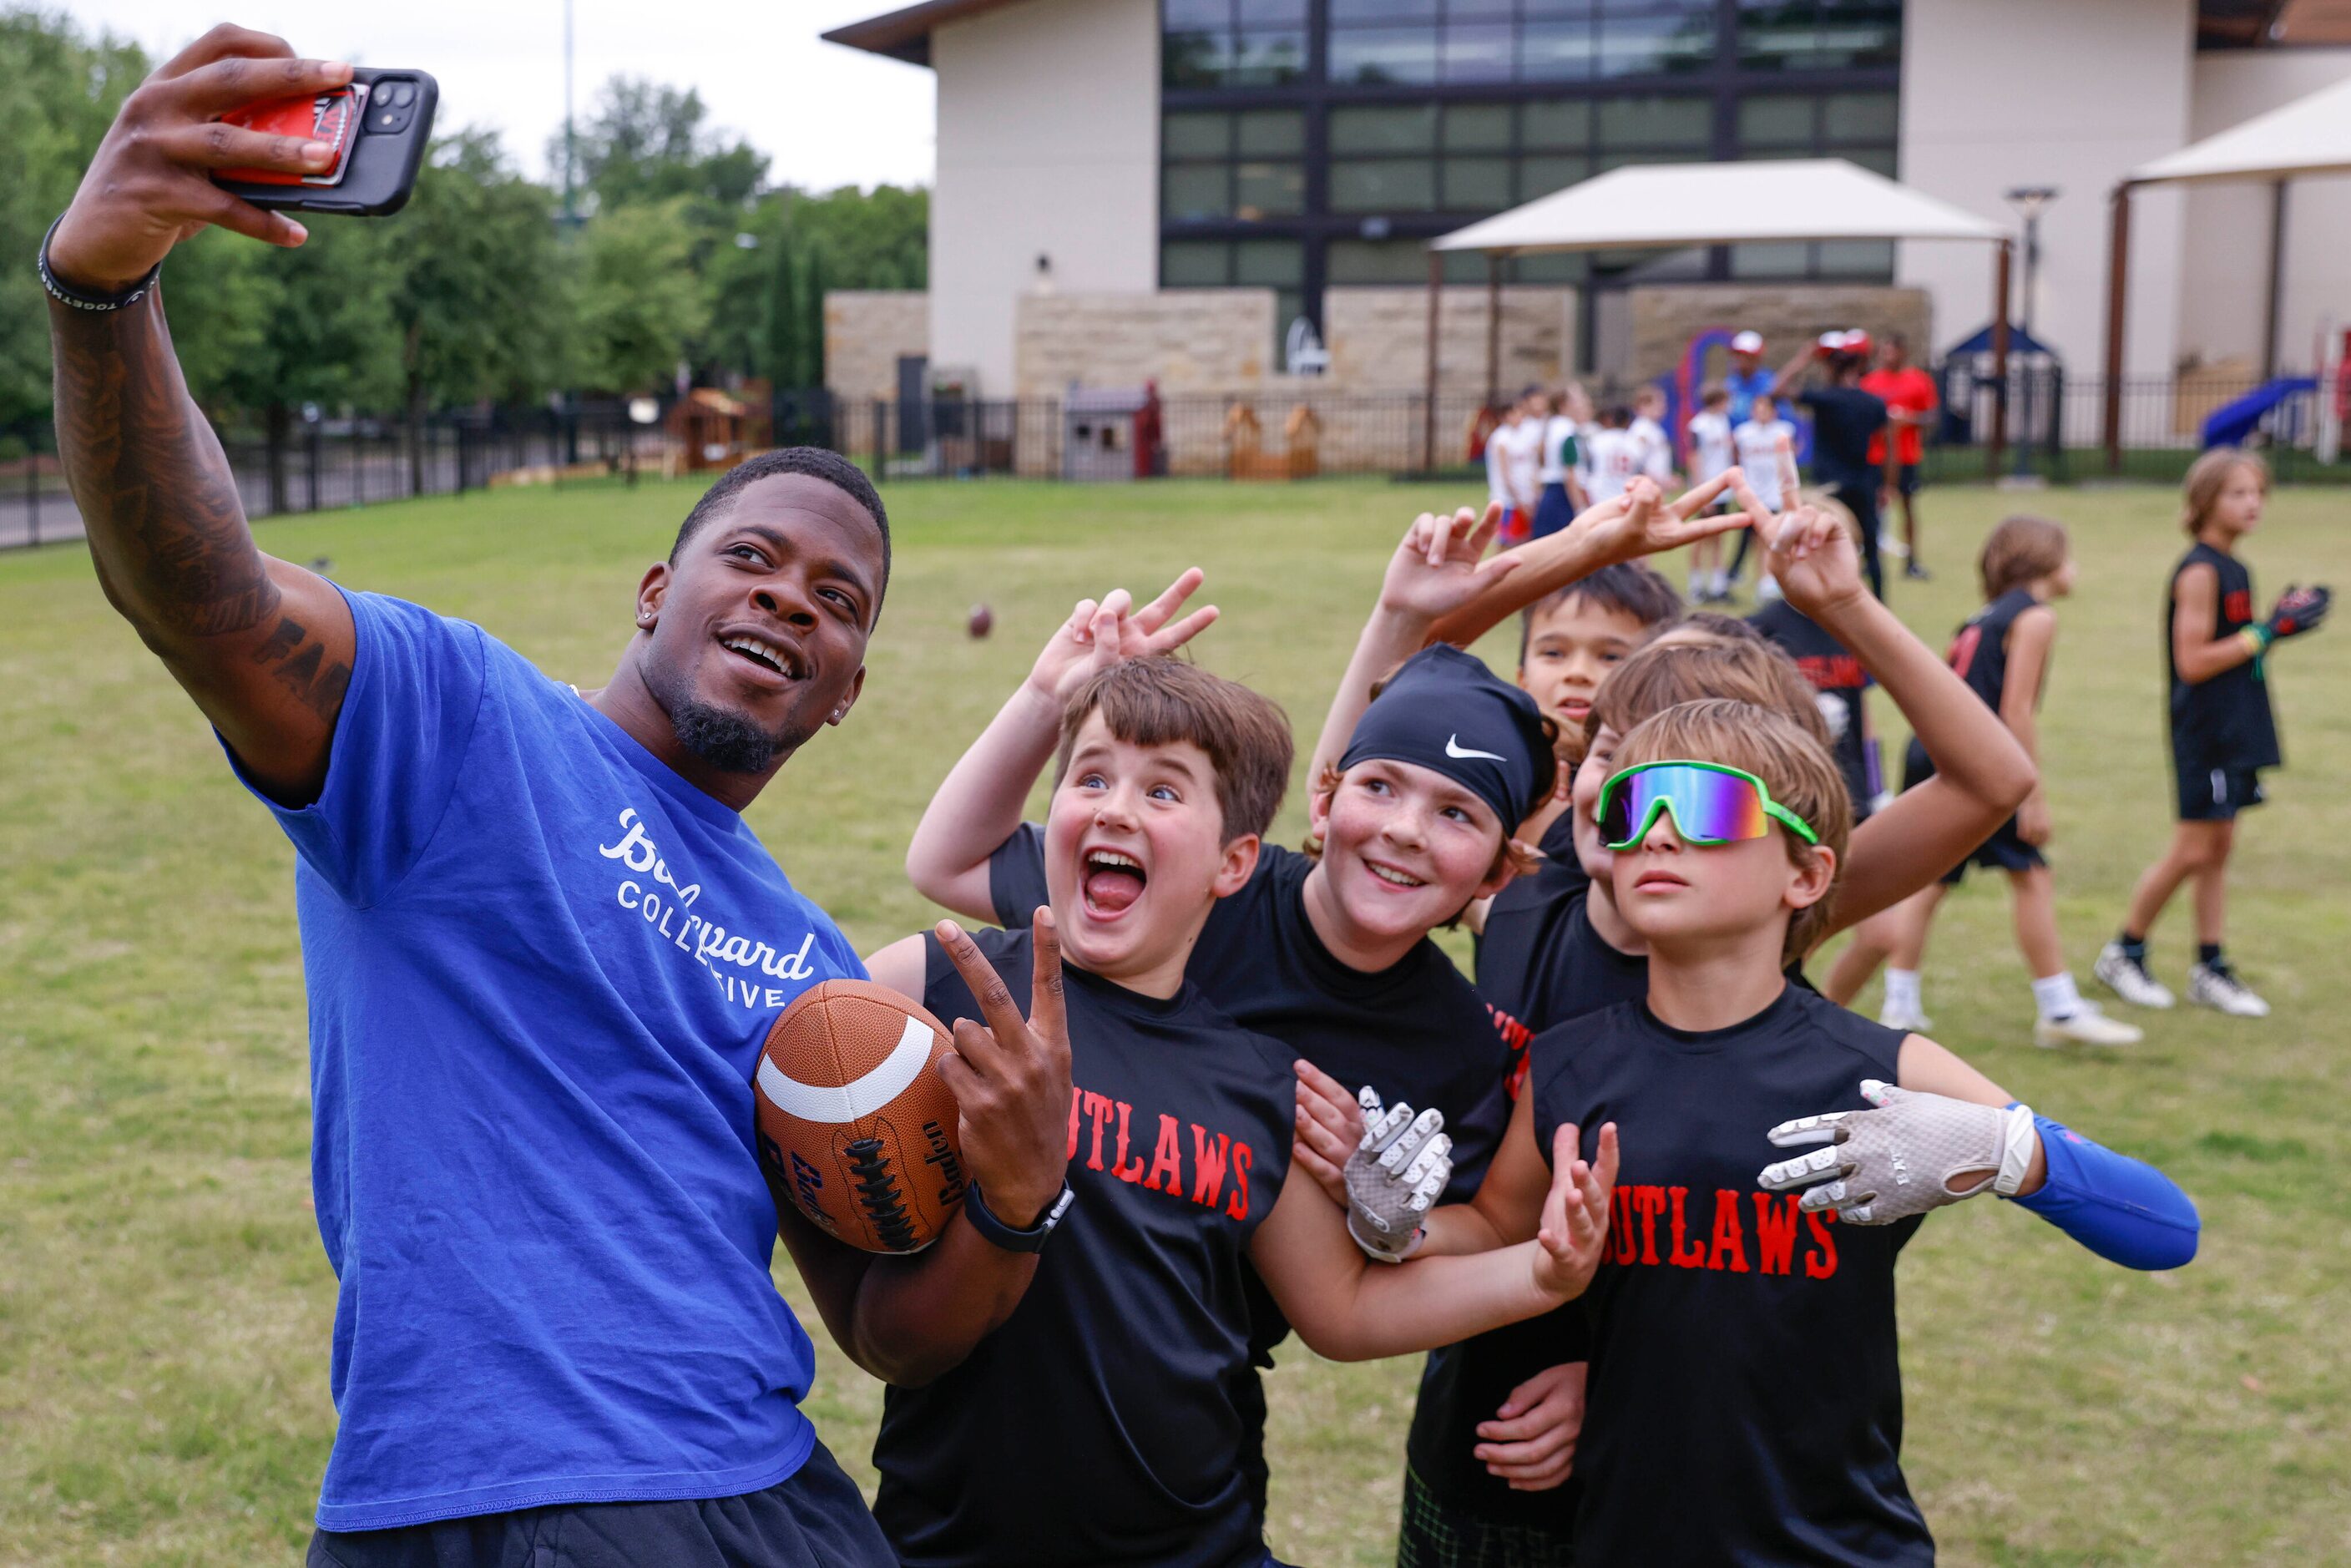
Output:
[1338,644,1552,829]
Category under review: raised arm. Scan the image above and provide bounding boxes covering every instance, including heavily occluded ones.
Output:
[49,28,365,805]
[902,572,1216,920]
[1731,473,2035,937]
[774,914,1074,1388]
[1767,346,1816,400]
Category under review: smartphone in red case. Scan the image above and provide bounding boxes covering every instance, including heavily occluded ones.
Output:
[214,67,437,216]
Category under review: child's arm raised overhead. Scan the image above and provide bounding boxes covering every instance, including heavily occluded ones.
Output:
[903,571,1219,922]
[1254,1122,1617,1363]
[1728,469,2035,938]
[1755,1037,2199,1272]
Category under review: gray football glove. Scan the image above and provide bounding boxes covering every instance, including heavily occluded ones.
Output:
[1757,1080,2037,1226]
[1344,1087,1452,1262]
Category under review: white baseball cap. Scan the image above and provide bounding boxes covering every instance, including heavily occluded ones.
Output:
[1731,330,1763,354]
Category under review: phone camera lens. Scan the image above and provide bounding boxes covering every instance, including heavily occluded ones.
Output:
[385,82,415,107]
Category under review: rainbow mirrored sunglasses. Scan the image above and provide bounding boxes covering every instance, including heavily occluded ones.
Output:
[1595,761,1821,852]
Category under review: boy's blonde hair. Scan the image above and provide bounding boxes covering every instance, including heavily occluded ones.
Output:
[1590,635,1830,752]
[1609,699,1851,964]
[2182,448,2268,536]
[1978,514,2070,600]
[1055,657,1293,842]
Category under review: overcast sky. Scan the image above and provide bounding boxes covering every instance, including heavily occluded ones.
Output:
[60,1,940,193]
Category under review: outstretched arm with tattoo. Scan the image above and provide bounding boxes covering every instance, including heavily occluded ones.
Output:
[48,26,361,805]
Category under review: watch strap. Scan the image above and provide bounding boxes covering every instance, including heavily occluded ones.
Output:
[964,1179,1074,1253]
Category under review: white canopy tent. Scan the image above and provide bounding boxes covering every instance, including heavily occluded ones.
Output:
[2102,74,2351,466]
[1420,159,2016,472]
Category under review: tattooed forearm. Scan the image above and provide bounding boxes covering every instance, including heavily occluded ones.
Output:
[51,284,283,639]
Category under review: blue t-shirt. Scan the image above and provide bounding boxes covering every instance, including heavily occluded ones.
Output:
[232,589,865,1531]
[1726,366,1777,424]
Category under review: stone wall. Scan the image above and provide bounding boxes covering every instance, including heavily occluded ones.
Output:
[1014,290,1278,396]
[1324,286,1575,396]
[1627,286,1933,387]
[824,291,928,401]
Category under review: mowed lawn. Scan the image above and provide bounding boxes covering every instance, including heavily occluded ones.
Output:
[2,473,2345,1567]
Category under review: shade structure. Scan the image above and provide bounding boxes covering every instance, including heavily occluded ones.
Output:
[1419,159,2014,476]
[1431,159,2007,254]
[2130,73,2351,185]
[2101,73,2351,468]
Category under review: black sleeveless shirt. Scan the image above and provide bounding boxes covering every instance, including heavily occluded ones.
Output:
[1530,984,1933,1565]
[2168,541,2281,770]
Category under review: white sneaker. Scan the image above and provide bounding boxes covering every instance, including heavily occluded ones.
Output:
[1880,531,1910,559]
[2035,1004,2143,1049]
[2094,943,2175,1009]
[2188,962,2270,1018]
[1757,574,1783,601]
[1878,1000,1934,1033]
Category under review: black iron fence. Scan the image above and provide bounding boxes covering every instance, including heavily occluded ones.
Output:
[8,367,2347,549]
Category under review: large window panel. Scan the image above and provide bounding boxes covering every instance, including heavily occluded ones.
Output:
[1596,94,1711,149]
[1521,17,1596,78]
[1443,154,1516,209]
[1443,20,1519,82]
[1521,98,1595,147]
[1236,0,1309,22]
[1329,0,1430,20]
[1236,109,1307,155]
[1163,164,1231,221]
[1817,239,1894,275]
[1331,25,1441,83]
[1161,239,1231,286]
[1331,158,1439,211]
[1163,110,1233,158]
[1327,238,1428,285]
[1332,103,1441,154]
[1595,11,1714,77]
[1234,238,1306,286]
[1443,102,1516,151]
[1822,91,1898,143]
[1518,151,1591,199]
[1235,159,1307,216]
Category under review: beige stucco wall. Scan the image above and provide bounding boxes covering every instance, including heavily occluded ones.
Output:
[931,0,1160,397]
[2177,48,2351,373]
[1896,0,2195,380]
[824,291,929,402]
[1629,286,1932,386]
[1324,286,1575,395]
[1015,290,1277,394]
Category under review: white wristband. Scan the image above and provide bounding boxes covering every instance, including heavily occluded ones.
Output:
[1347,1208,1423,1263]
[1993,1103,2038,1197]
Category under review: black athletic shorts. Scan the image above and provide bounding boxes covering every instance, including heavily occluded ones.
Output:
[1885,461,1921,497]
[306,1439,894,1568]
[2176,759,2267,822]
[1904,739,2044,883]
[1395,1465,1576,1568]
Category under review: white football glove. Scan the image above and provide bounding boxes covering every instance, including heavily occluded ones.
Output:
[1757,1080,2036,1226]
[1344,1087,1452,1262]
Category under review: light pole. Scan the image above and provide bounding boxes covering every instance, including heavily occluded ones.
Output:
[2005,186,2057,477]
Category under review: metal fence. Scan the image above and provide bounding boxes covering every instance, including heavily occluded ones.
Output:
[9,367,2347,549]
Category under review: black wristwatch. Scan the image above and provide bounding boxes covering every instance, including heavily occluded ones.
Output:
[963,1180,1074,1254]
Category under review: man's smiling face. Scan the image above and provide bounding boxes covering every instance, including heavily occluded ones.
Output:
[636,472,886,774]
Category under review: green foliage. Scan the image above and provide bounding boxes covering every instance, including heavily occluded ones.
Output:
[385,130,567,408]
[572,200,709,395]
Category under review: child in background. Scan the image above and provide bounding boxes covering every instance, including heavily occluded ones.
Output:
[1826,517,2142,1047]
[1531,388,1588,540]
[2096,450,2330,1017]
[1581,405,1639,507]
[1727,393,1797,598]
[1685,384,1737,604]
[1627,386,1677,492]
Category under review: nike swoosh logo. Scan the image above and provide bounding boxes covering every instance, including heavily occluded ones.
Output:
[1445,735,1508,761]
[757,1014,933,1123]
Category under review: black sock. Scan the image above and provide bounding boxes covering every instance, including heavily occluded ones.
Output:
[2119,933,2148,962]
[2198,943,2224,968]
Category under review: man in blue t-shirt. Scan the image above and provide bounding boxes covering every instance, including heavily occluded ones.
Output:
[44,34,1072,1564]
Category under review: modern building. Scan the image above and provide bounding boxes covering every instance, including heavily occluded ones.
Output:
[825,0,2351,408]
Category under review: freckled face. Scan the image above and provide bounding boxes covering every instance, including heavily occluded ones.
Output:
[1312,759,1510,943]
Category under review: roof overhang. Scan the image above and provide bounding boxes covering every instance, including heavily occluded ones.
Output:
[822,0,1031,66]
[2128,71,2351,185]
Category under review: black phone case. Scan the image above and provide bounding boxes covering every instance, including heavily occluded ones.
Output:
[214,68,438,217]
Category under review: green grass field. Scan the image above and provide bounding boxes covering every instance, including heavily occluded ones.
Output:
[3,475,2345,1566]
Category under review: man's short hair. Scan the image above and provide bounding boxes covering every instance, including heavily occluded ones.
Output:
[1518,564,1685,663]
[670,448,891,618]
[1054,657,1294,842]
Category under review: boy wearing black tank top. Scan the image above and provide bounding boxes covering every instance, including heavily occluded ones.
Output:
[2097,451,2329,1019]
[1824,517,2141,1049]
[1440,696,2197,1564]
[855,658,1616,1568]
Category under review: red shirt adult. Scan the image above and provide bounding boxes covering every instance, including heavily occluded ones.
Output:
[1862,366,1937,466]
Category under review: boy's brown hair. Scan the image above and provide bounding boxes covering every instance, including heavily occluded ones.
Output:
[2181,448,2268,536]
[1590,635,1831,752]
[1054,657,1293,842]
[1610,698,1851,963]
[1978,514,2070,600]
[1516,564,1686,664]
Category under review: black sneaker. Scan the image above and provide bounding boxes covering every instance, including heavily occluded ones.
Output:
[1904,561,1932,581]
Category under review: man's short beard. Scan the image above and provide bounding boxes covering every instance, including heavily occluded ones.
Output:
[670,699,793,775]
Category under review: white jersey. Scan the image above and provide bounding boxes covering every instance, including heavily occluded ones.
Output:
[1626,415,1675,485]
[1485,421,1516,508]
[1538,415,1578,486]
[1688,410,1735,483]
[1501,418,1543,507]
[1734,417,1797,512]
[1580,427,1641,505]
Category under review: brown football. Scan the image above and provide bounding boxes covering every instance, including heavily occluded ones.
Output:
[756,980,968,1253]
[968,602,993,639]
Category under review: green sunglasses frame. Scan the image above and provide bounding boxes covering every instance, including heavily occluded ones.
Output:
[1595,760,1822,852]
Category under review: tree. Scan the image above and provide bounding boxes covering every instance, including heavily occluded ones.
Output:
[0,11,147,426]
[572,200,707,395]
[568,78,768,214]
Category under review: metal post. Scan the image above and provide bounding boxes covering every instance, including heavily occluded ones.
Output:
[25,427,40,548]
[1484,253,1503,407]
[1987,240,2011,478]
[306,422,322,512]
[2101,182,2134,474]
[2262,180,2288,383]
[1423,248,1442,473]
